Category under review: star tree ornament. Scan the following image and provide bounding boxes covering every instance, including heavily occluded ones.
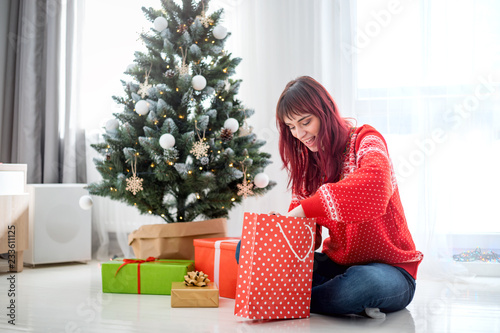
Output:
[125,155,143,195]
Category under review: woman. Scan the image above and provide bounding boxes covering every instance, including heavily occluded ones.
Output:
[236,76,423,319]
[275,76,423,318]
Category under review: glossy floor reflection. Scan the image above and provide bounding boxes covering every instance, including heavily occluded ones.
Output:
[0,261,499,332]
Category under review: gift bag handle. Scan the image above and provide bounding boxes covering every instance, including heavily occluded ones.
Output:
[276,221,314,262]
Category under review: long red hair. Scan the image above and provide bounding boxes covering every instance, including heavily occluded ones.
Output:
[276,76,352,196]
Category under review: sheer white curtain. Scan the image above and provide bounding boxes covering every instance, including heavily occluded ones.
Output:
[353,0,500,278]
[212,0,356,237]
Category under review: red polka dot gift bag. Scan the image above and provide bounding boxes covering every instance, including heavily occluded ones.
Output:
[234,212,316,320]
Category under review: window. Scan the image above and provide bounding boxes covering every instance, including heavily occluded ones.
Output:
[354,1,500,253]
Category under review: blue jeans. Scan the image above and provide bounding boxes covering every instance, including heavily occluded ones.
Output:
[235,242,416,316]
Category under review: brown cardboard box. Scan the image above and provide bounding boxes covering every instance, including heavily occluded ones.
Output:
[171,282,219,308]
[128,218,226,260]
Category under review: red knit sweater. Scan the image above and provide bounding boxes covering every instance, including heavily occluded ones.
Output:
[291,125,423,279]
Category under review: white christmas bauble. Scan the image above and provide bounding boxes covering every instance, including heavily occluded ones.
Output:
[154,17,168,32]
[135,100,150,115]
[213,25,228,40]
[224,118,239,133]
[159,133,176,149]
[126,64,136,72]
[253,173,270,188]
[79,195,93,210]
[192,75,207,91]
[105,119,119,132]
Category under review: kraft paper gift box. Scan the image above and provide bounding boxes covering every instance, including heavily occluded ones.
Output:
[128,218,227,260]
[193,237,239,299]
[171,282,219,308]
[101,258,194,295]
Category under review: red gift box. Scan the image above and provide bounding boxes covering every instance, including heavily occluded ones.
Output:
[193,237,240,299]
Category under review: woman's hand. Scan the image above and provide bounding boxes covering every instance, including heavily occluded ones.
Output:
[287,205,306,218]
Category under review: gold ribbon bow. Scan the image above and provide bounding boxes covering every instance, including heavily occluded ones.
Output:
[184,271,210,287]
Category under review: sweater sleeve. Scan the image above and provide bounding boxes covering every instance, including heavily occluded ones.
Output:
[288,193,323,250]
[301,127,395,224]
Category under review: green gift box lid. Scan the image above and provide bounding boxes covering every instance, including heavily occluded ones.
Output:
[101,258,194,295]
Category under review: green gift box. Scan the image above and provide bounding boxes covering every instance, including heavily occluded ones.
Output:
[101,257,194,295]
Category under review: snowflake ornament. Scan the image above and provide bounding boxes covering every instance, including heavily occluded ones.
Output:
[190,139,209,159]
[138,67,153,98]
[239,121,253,137]
[237,181,254,199]
[126,175,143,195]
[196,11,213,28]
[138,81,152,98]
[177,63,190,76]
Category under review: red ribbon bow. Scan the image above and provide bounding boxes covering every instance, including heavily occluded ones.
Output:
[114,257,157,294]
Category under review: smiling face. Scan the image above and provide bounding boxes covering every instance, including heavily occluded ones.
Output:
[283,113,321,152]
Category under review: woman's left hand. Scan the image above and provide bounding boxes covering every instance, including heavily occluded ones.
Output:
[287,205,306,218]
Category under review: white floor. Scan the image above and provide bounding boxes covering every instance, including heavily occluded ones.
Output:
[1,260,499,333]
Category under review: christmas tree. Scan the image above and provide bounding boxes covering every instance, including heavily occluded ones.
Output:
[88,0,275,223]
